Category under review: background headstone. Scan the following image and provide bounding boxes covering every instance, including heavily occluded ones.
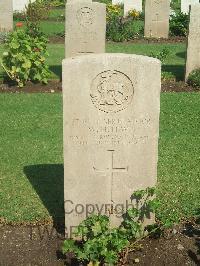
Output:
[65,1,106,58]
[112,0,124,4]
[181,0,199,14]
[124,0,142,16]
[0,0,13,32]
[185,4,200,80]
[63,53,161,236]
[144,0,170,38]
[67,0,92,3]
[13,0,36,12]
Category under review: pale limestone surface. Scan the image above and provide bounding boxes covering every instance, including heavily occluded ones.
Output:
[185,4,200,80]
[112,0,124,4]
[63,53,161,236]
[65,1,106,58]
[0,0,13,32]
[67,0,92,3]
[13,0,36,11]
[124,0,142,16]
[181,0,199,14]
[144,0,170,38]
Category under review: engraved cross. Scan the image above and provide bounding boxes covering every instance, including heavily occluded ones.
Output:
[93,150,128,201]
[152,13,160,22]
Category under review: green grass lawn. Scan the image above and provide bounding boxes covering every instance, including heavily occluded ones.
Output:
[40,21,65,37]
[0,93,199,224]
[48,8,65,20]
[0,42,187,81]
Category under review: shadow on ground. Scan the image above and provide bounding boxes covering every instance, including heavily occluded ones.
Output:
[49,65,62,80]
[162,64,185,81]
[24,164,64,228]
[182,210,200,265]
[176,51,186,59]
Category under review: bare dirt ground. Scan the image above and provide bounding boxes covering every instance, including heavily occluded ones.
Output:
[0,220,199,266]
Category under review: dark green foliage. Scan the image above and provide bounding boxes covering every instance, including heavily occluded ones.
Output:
[170,12,189,37]
[62,188,158,265]
[187,69,200,89]
[150,47,171,64]
[106,4,143,42]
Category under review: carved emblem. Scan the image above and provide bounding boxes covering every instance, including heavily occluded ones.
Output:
[153,0,163,4]
[77,7,94,28]
[90,70,134,113]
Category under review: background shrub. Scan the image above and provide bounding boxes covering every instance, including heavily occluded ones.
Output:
[106,4,143,42]
[1,23,50,87]
[187,69,200,89]
[170,12,189,37]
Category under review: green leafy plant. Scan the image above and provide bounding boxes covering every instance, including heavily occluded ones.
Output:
[62,187,159,266]
[106,4,143,42]
[26,0,51,22]
[170,12,189,37]
[161,71,176,82]
[187,69,200,89]
[150,47,170,64]
[1,23,50,87]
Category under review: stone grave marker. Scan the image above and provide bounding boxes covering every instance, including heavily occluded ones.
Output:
[124,0,142,16]
[0,0,13,32]
[13,0,36,12]
[185,4,200,80]
[144,0,170,38]
[181,0,199,14]
[63,53,161,237]
[112,0,124,4]
[65,1,106,58]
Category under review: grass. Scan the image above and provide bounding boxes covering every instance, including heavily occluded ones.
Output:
[40,21,64,37]
[0,94,63,223]
[0,42,186,81]
[48,8,65,20]
[0,93,199,224]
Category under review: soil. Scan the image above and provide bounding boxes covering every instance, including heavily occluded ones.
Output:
[49,36,186,45]
[0,220,200,266]
[0,80,62,94]
[0,80,199,94]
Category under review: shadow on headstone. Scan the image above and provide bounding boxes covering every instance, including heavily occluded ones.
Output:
[24,164,64,230]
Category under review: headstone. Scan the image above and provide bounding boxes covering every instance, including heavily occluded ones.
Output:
[112,0,124,4]
[63,53,161,237]
[181,0,199,14]
[13,0,36,12]
[0,0,13,32]
[144,0,170,38]
[185,4,200,80]
[124,0,142,16]
[67,0,92,2]
[65,1,106,58]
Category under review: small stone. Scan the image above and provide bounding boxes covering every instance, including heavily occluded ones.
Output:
[173,229,177,235]
[177,244,184,250]
[134,258,140,263]
[50,89,55,93]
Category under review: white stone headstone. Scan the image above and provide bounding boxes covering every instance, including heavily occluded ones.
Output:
[185,4,200,80]
[13,0,36,12]
[181,0,199,14]
[65,1,106,58]
[144,0,170,38]
[112,0,124,4]
[124,0,142,16]
[63,53,161,237]
[0,0,13,32]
